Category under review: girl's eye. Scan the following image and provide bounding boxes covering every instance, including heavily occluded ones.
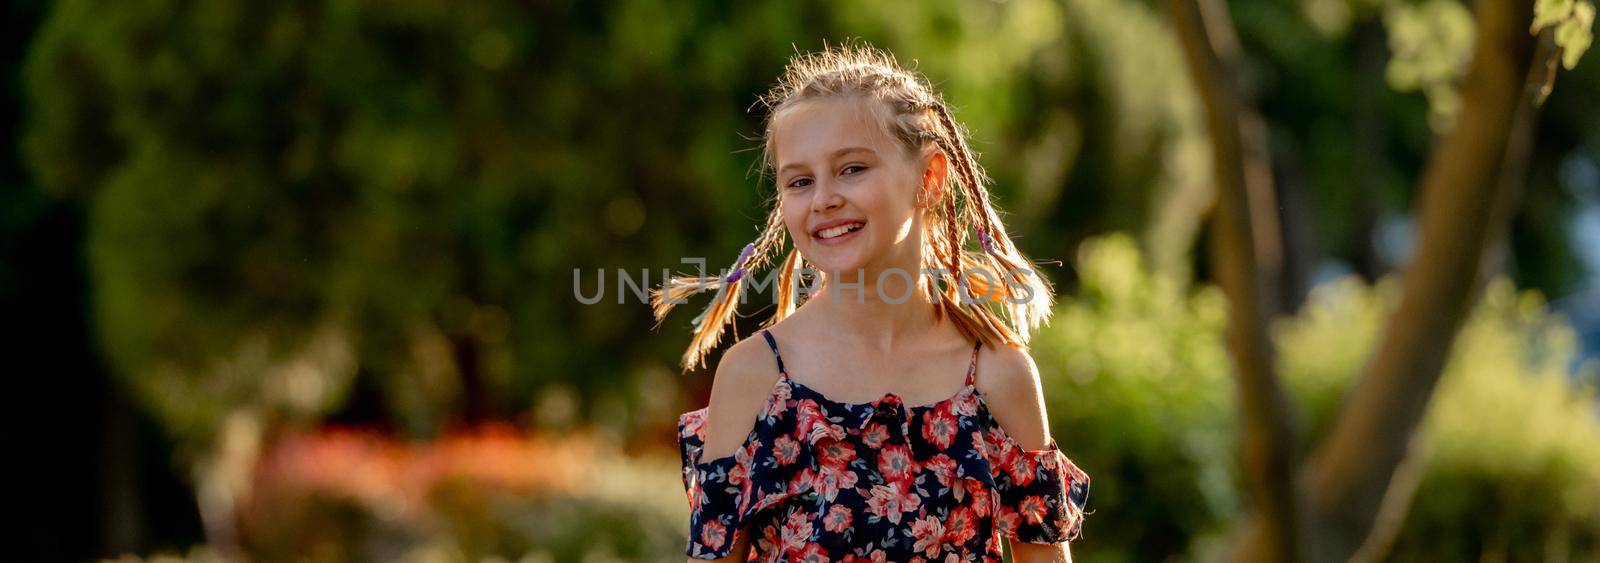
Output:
[785,165,863,188]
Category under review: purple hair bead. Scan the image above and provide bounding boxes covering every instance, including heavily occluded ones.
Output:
[977,230,996,253]
[724,243,756,283]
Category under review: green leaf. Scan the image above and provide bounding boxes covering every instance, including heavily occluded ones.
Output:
[1533,0,1575,32]
[1555,1,1595,69]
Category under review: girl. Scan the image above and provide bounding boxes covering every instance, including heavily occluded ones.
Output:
[655,42,1090,563]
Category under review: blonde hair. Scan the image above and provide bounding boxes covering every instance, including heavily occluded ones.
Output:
[652,40,1054,371]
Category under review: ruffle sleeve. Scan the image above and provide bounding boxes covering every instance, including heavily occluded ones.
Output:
[676,386,810,559]
[987,433,1091,544]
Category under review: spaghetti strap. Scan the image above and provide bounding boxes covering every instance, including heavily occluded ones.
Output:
[760,329,787,375]
[966,339,982,386]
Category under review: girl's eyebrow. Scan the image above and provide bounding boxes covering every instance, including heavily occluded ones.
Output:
[778,146,876,174]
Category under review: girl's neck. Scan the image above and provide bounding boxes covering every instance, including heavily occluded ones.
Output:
[806,267,941,354]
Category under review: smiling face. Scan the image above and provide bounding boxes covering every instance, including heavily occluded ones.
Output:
[770,96,943,278]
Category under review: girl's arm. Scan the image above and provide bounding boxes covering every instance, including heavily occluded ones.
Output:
[687,337,779,562]
[1011,540,1073,563]
[982,347,1076,563]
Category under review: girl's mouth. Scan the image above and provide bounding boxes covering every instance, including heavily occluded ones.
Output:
[813,221,865,244]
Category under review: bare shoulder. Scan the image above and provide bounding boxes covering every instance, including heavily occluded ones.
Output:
[699,332,785,461]
[975,341,1055,451]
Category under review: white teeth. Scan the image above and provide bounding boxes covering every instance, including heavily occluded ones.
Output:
[818,223,863,239]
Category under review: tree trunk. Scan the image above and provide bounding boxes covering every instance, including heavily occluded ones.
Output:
[1339,24,1558,563]
[1168,0,1303,561]
[1297,0,1541,560]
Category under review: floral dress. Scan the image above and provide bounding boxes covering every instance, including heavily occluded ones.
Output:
[677,329,1091,561]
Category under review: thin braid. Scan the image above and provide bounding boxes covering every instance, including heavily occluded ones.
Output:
[932,101,1054,337]
[748,201,788,271]
[933,131,1005,301]
[918,132,1005,344]
[931,135,976,279]
[933,102,994,228]
[650,204,791,371]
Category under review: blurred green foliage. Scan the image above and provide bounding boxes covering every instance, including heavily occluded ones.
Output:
[24,0,1599,453]
[1032,234,1240,562]
[1278,277,1600,561]
[1032,234,1600,562]
[1382,0,1475,129]
[1536,0,1596,70]
[21,0,1218,452]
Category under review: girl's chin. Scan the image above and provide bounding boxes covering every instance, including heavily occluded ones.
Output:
[806,258,866,274]
[808,246,924,272]
[802,240,914,275]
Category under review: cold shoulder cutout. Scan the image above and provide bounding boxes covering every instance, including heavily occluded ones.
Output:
[676,329,1091,560]
[696,334,786,463]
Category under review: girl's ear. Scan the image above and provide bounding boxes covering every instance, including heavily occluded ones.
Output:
[918,151,950,209]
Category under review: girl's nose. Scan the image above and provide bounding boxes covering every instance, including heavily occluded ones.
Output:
[811,179,844,213]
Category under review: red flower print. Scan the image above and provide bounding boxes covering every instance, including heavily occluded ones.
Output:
[1037,449,1059,471]
[953,391,979,417]
[817,439,856,469]
[766,380,792,418]
[701,519,727,551]
[789,467,817,496]
[945,505,978,545]
[798,543,829,562]
[782,510,814,551]
[824,503,854,532]
[815,462,858,502]
[844,550,889,563]
[922,409,958,450]
[1006,452,1037,488]
[862,422,890,448]
[971,430,991,458]
[738,476,756,515]
[681,411,705,439]
[795,396,822,420]
[878,444,919,483]
[911,514,946,557]
[986,427,1012,454]
[757,467,814,513]
[774,435,800,466]
[923,454,957,487]
[996,506,1021,537]
[967,481,992,517]
[865,479,922,524]
[728,442,754,486]
[1054,513,1073,537]
[757,522,781,554]
[1018,494,1049,525]
[795,399,832,442]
